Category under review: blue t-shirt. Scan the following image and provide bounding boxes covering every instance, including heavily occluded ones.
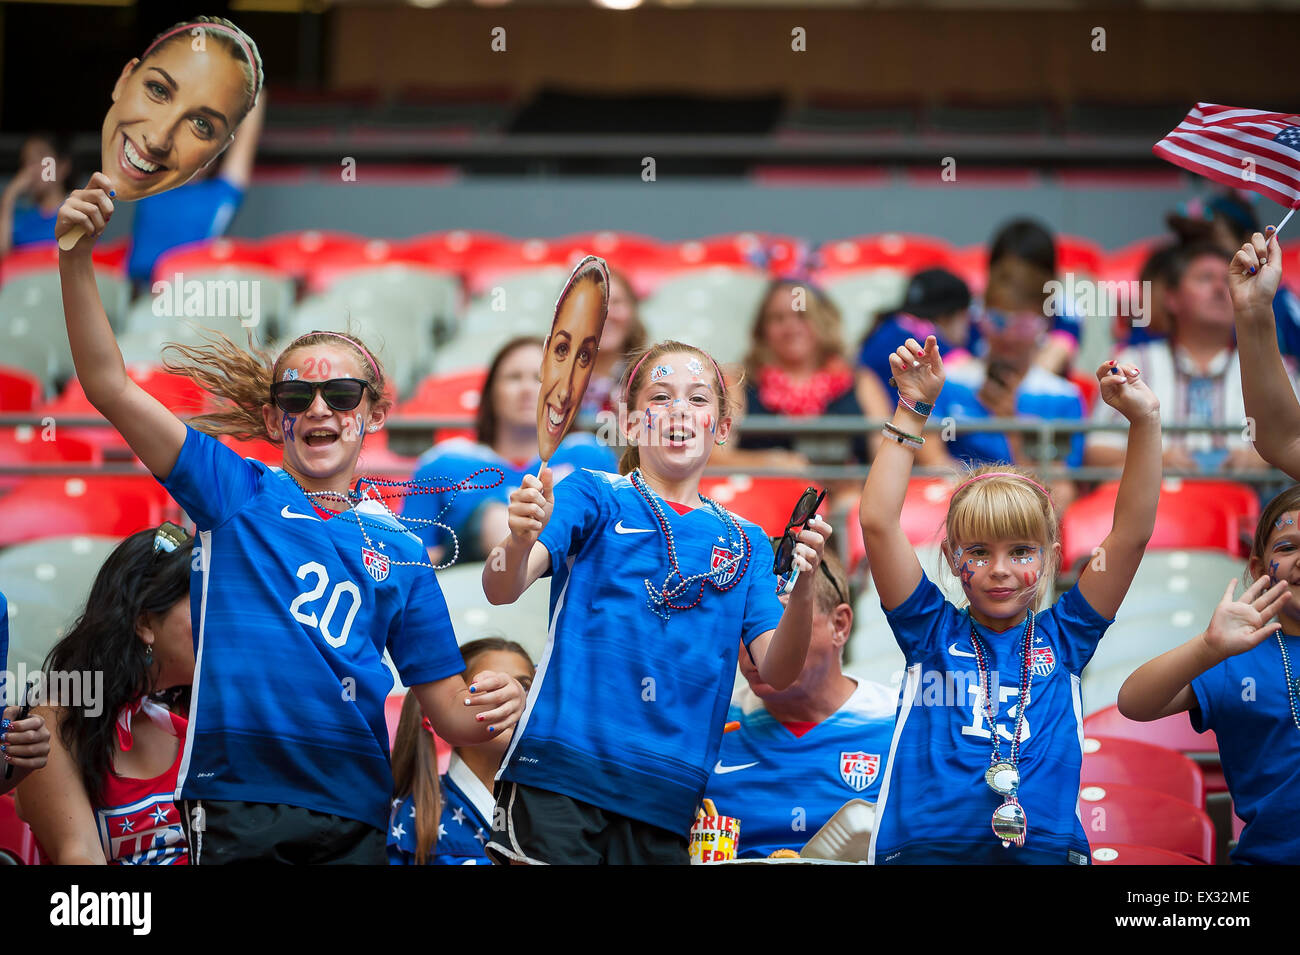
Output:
[388,753,495,865]
[128,178,244,286]
[498,468,786,836]
[404,435,617,555]
[11,206,57,249]
[704,677,897,858]
[870,574,1112,864]
[1190,634,1300,865]
[1271,285,1300,362]
[938,363,1086,468]
[159,426,464,831]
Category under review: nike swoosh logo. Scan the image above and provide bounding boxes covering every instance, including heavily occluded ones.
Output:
[713,761,759,775]
[948,643,977,658]
[281,505,322,522]
[614,520,654,535]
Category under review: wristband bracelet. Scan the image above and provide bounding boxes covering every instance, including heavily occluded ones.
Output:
[897,395,933,417]
[882,422,925,447]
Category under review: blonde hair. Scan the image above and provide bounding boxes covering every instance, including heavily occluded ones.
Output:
[617,340,733,475]
[944,463,1059,610]
[744,280,847,379]
[161,329,391,443]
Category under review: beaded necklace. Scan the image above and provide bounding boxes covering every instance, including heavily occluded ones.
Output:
[968,609,1036,848]
[1276,632,1300,735]
[629,468,749,621]
[280,466,504,571]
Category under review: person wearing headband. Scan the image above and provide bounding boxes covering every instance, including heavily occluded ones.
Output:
[859,333,1161,864]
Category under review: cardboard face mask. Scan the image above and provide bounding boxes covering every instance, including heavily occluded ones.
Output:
[537,255,610,463]
[59,20,259,250]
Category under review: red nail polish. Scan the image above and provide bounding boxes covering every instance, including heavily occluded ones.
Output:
[476,714,484,722]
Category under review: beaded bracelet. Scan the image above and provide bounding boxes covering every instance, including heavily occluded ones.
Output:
[882,422,924,447]
[897,394,934,417]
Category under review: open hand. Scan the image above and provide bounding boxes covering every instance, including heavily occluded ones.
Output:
[1202,576,1292,660]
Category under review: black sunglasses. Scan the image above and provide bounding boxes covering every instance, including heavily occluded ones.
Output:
[270,378,376,415]
[769,537,847,605]
[772,487,826,578]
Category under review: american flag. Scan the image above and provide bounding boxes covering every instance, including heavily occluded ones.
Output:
[1154,103,1300,209]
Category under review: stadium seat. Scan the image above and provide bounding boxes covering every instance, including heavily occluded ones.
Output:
[38,366,208,457]
[0,365,42,411]
[1082,705,1224,795]
[0,476,173,547]
[463,240,582,298]
[0,794,38,865]
[434,562,553,665]
[1078,782,1216,863]
[451,267,572,370]
[816,233,957,278]
[148,244,296,339]
[698,475,825,539]
[398,368,486,446]
[947,245,988,298]
[395,230,512,280]
[549,232,677,298]
[257,230,367,283]
[639,266,769,364]
[0,239,128,283]
[846,480,953,573]
[0,426,102,492]
[0,267,129,341]
[1066,368,1100,414]
[384,691,452,774]
[822,269,911,346]
[1055,234,1106,278]
[313,264,460,345]
[1087,843,1206,865]
[1081,736,1205,806]
[0,328,58,391]
[1100,236,1169,285]
[669,232,768,269]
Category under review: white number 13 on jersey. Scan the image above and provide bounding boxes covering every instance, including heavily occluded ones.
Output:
[289,561,362,648]
[961,684,1032,744]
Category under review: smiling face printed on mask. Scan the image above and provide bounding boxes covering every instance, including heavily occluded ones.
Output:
[100,26,256,201]
[537,257,609,461]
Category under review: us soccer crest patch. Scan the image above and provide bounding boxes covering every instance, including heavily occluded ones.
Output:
[362,547,390,582]
[96,794,187,865]
[710,545,740,587]
[1029,644,1056,677]
[840,751,880,792]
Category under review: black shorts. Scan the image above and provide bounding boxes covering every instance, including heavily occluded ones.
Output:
[180,799,387,865]
[486,780,689,865]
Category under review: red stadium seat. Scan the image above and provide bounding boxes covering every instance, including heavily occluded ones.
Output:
[396,230,512,279]
[385,692,452,774]
[464,240,581,298]
[1066,368,1100,414]
[0,475,173,546]
[0,239,128,282]
[0,794,39,865]
[1100,236,1168,285]
[1087,843,1206,865]
[152,238,274,282]
[846,478,953,572]
[0,365,43,410]
[816,233,957,279]
[41,367,208,456]
[1082,736,1205,806]
[670,232,769,269]
[549,232,676,297]
[1055,234,1106,277]
[948,245,988,298]
[699,475,826,539]
[257,230,367,282]
[1083,704,1218,755]
[1061,479,1259,568]
[1078,782,1216,863]
[399,368,486,445]
[0,427,103,492]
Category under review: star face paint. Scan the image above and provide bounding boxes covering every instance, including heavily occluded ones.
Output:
[281,413,296,443]
[649,364,674,383]
[1276,515,1296,530]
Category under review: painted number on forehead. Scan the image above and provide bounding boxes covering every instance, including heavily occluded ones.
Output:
[650,364,674,383]
[302,357,332,379]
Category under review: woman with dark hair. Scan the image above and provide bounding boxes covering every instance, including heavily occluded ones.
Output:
[388,637,535,865]
[405,337,616,564]
[0,132,73,256]
[16,523,195,864]
[580,268,649,417]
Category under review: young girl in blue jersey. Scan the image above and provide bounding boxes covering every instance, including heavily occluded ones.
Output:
[389,638,536,865]
[56,180,525,863]
[482,339,831,864]
[1119,486,1300,864]
[861,334,1162,864]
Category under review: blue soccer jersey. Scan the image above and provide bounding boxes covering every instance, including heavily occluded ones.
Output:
[404,435,617,554]
[498,467,786,837]
[159,426,465,831]
[388,753,495,865]
[1190,635,1300,864]
[870,574,1111,864]
[128,178,244,286]
[704,677,897,858]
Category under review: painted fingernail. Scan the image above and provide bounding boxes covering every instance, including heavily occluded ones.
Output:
[488,726,495,734]
[1249,267,1256,274]
[464,698,472,706]
[108,190,115,197]
[1267,225,1275,233]
[476,713,484,721]
[469,684,477,694]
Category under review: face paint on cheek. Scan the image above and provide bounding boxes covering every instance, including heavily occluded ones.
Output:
[281,414,296,443]
[960,561,975,589]
[644,409,657,433]
[700,412,715,434]
[341,413,363,443]
[1271,559,1282,579]
[1023,570,1038,588]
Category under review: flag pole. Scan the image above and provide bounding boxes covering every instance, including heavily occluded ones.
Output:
[1273,206,1296,236]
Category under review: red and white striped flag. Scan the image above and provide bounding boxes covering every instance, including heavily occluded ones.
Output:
[1154,103,1300,209]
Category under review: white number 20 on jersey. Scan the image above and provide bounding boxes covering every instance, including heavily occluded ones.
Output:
[289,561,362,648]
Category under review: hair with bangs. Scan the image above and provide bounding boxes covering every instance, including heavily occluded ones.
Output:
[944,463,1059,609]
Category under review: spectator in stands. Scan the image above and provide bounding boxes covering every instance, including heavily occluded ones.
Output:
[704,551,895,858]
[0,132,73,257]
[1,589,51,797]
[1086,241,1287,475]
[17,524,194,864]
[405,336,616,564]
[738,279,883,465]
[581,268,647,417]
[972,218,1082,376]
[1115,243,1178,349]
[388,638,535,865]
[858,268,973,388]
[127,93,265,291]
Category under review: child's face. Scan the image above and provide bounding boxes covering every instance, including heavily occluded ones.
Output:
[948,537,1049,626]
[1254,510,1300,625]
[627,352,731,474]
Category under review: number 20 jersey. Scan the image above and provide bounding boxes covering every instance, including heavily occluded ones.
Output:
[159,426,464,831]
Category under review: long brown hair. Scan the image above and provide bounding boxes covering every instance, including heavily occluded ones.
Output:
[743,279,846,379]
[474,336,544,448]
[161,329,392,443]
[391,692,441,865]
[616,340,734,475]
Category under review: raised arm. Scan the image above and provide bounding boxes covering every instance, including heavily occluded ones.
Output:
[1075,360,1161,620]
[1231,227,1300,478]
[1118,576,1290,721]
[58,174,187,479]
[859,335,944,610]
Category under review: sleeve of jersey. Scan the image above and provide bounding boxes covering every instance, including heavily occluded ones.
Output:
[882,573,958,662]
[1049,584,1115,674]
[157,425,261,530]
[1188,658,1228,734]
[740,524,784,648]
[388,568,466,687]
[537,467,605,576]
